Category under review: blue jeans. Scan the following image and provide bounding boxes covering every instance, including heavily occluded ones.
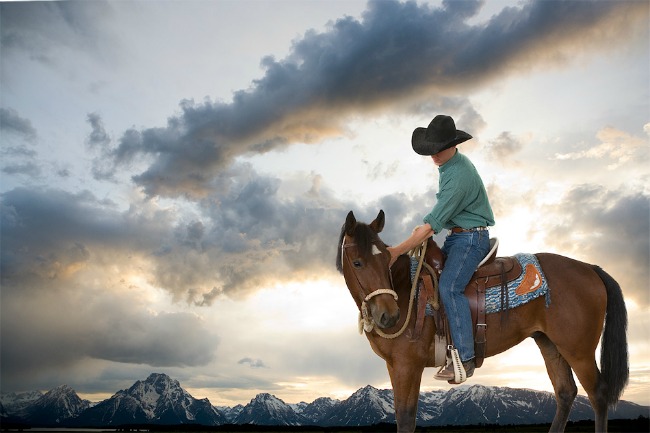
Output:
[440,230,490,362]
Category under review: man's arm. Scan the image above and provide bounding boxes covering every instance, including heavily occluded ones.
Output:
[387,223,434,267]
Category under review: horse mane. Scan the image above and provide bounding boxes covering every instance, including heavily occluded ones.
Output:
[335,221,382,274]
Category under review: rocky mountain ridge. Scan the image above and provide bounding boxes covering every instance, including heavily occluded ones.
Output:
[2,373,647,427]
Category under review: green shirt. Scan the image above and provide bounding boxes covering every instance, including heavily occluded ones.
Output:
[423,150,495,234]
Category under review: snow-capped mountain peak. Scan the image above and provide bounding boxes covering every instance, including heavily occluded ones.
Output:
[3,377,647,428]
[72,373,226,426]
[234,392,305,426]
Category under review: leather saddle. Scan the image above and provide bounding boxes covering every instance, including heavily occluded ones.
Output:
[414,238,523,369]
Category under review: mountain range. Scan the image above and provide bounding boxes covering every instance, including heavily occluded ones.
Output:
[1,373,647,427]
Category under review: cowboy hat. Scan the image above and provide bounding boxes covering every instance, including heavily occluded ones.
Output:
[411,115,472,155]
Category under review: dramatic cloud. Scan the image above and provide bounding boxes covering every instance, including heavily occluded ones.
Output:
[151,164,353,304]
[96,0,647,198]
[0,165,353,306]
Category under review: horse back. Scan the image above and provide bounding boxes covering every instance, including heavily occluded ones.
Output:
[535,252,607,309]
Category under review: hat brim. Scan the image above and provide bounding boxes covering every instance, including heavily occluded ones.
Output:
[411,128,472,155]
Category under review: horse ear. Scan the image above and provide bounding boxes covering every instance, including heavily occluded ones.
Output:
[369,209,385,233]
[345,211,357,236]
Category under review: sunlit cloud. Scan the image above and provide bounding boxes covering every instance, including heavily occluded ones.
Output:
[554,126,649,170]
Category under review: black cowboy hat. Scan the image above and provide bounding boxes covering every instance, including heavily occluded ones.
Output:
[411,115,472,155]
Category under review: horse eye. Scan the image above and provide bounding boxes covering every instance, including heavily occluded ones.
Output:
[352,260,363,269]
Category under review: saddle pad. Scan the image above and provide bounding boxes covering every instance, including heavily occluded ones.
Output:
[484,253,550,313]
[420,253,551,317]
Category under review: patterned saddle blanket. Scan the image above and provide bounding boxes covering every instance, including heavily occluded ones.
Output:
[421,253,550,316]
[482,253,550,313]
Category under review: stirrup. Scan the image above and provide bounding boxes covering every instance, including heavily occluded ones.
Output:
[448,346,467,384]
[434,346,468,383]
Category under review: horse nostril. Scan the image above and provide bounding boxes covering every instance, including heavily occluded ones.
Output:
[380,310,399,328]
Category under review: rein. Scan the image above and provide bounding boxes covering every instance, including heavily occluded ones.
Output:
[342,237,436,339]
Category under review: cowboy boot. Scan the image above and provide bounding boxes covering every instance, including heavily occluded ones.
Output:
[434,358,475,382]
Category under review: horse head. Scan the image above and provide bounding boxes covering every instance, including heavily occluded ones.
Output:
[337,210,400,329]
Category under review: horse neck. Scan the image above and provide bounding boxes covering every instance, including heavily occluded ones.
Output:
[391,255,414,299]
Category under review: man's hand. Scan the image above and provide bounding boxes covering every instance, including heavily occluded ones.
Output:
[387,224,434,268]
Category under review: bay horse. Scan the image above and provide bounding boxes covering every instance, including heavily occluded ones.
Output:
[336,210,628,433]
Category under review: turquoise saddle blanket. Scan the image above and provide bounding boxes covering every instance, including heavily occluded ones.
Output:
[416,253,550,316]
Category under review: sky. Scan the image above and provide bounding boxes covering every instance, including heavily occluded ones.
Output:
[1,0,649,410]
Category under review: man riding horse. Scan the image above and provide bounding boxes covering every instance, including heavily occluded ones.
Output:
[337,115,628,432]
[387,114,494,381]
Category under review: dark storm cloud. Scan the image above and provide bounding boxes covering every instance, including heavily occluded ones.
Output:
[0,159,424,308]
[151,163,354,304]
[0,164,352,303]
[98,0,646,197]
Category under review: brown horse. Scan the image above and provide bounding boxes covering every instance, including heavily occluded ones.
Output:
[336,210,628,433]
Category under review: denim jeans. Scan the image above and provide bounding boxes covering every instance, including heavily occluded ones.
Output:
[440,230,491,362]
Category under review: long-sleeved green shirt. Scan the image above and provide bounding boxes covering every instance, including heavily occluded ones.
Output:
[423,150,495,234]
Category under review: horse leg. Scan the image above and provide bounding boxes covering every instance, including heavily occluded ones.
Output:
[561,353,609,432]
[533,332,577,433]
[386,360,423,433]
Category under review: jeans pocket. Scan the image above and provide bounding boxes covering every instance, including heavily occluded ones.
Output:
[476,230,490,255]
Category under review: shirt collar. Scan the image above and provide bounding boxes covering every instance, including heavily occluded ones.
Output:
[439,149,461,173]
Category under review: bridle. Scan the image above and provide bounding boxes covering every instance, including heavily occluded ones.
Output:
[340,235,398,333]
[341,234,434,339]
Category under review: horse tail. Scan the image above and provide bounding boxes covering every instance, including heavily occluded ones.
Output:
[592,265,629,407]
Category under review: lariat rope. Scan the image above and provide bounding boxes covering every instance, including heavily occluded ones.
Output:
[360,240,438,339]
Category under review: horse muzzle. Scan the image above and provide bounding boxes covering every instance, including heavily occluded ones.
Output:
[369,299,400,329]
[376,308,400,329]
